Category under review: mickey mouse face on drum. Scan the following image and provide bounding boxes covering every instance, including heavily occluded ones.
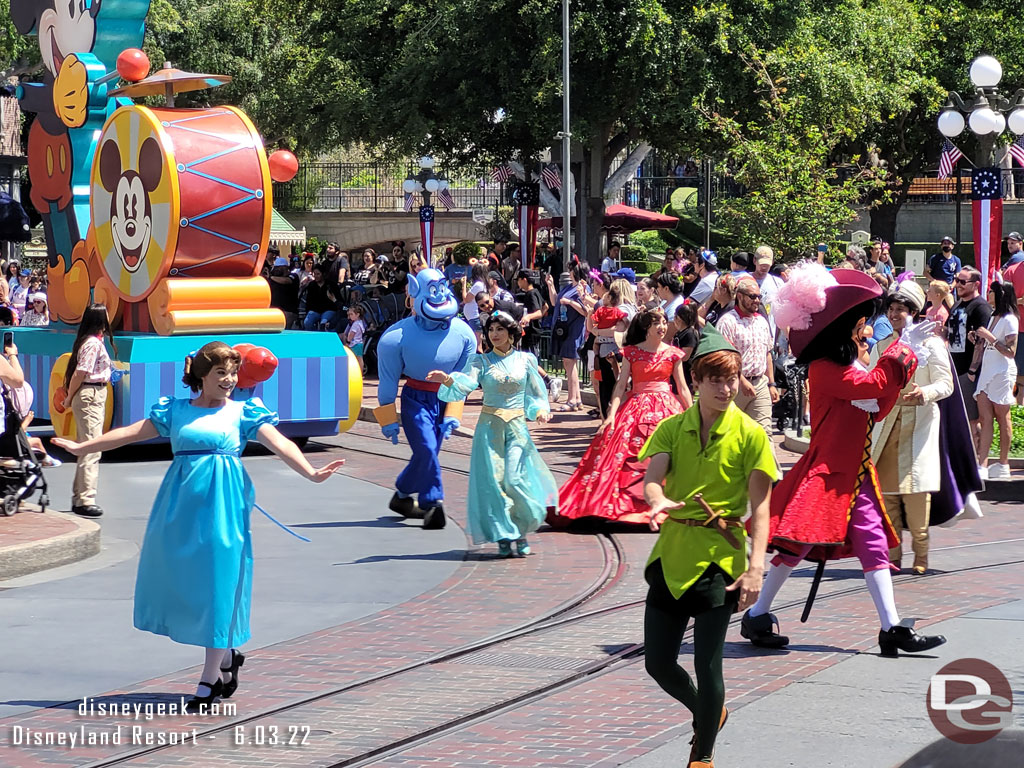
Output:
[99,137,162,273]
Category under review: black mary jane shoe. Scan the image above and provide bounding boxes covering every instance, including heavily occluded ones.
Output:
[878,621,947,658]
[422,504,447,530]
[184,679,223,713]
[740,610,790,648]
[389,492,425,519]
[219,649,246,699]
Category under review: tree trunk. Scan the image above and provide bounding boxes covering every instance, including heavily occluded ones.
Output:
[869,199,900,246]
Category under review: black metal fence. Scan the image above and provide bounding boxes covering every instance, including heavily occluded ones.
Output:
[610,174,746,216]
[272,162,509,212]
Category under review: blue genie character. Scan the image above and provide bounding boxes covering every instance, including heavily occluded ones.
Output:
[373,268,477,529]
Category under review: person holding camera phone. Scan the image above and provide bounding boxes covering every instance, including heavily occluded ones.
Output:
[0,330,25,395]
[552,262,591,411]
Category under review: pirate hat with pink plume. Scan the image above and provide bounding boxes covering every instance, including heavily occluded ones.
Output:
[773,263,881,358]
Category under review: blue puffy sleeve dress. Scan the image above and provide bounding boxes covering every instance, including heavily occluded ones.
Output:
[133,396,278,648]
[438,350,558,545]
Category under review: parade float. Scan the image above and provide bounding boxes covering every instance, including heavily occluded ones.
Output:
[9,0,360,441]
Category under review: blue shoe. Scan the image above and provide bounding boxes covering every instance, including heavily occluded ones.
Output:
[497,540,514,558]
[515,537,531,557]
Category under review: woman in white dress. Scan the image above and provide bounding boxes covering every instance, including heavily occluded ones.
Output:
[970,281,1019,480]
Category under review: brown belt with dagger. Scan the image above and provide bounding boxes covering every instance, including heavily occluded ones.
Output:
[666,493,743,548]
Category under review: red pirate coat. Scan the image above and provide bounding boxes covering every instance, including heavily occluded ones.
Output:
[768,345,916,561]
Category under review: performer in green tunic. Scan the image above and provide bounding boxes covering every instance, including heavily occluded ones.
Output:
[640,325,778,768]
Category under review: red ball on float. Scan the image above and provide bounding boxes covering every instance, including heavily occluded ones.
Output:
[268,150,299,183]
[116,48,150,83]
[234,345,279,389]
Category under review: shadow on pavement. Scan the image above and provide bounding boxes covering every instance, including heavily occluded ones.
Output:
[336,549,468,565]
[291,516,407,529]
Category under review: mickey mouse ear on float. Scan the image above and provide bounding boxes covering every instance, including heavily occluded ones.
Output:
[774,263,881,359]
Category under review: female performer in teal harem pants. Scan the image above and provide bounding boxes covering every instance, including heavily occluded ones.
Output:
[428,311,558,558]
[54,342,344,711]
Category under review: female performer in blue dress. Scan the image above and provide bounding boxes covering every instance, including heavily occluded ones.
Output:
[54,341,344,710]
[426,311,558,557]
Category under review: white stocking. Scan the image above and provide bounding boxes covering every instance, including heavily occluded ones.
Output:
[864,568,901,631]
[748,562,795,617]
[196,647,226,695]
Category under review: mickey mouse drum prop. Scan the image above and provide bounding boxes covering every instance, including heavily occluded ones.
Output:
[90,104,282,334]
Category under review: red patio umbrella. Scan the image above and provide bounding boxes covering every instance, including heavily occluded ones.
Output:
[537,204,677,233]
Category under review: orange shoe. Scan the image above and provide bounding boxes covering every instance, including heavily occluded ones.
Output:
[688,706,728,763]
[688,761,713,768]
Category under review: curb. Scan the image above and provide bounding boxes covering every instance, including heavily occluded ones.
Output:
[0,509,101,581]
[977,478,1024,502]
[782,429,810,454]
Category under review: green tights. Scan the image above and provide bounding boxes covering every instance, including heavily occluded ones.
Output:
[643,594,732,762]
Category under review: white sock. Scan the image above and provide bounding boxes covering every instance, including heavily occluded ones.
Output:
[196,647,226,695]
[748,562,794,617]
[864,568,901,631]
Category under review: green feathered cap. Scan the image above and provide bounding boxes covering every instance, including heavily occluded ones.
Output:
[691,322,739,363]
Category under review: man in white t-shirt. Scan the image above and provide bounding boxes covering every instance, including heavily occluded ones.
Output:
[601,242,620,273]
[689,252,719,304]
[753,246,785,344]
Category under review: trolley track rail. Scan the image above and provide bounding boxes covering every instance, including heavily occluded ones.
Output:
[78,537,1024,768]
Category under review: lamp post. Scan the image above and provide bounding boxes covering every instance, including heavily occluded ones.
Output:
[938,56,1024,164]
[403,156,450,267]
[938,56,1024,286]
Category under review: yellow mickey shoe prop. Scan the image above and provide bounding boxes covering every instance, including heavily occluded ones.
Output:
[46,241,93,324]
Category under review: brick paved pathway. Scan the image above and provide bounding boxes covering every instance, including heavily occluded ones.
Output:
[0,403,1017,768]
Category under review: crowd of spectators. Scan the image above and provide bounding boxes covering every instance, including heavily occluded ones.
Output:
[0,259,49,327]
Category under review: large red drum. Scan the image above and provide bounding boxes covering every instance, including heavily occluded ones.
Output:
[90,104,272,301]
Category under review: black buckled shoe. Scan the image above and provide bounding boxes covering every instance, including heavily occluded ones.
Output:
[422,504,446,530]
[878,620,946,658]
[389,492,425,519]
[740,610,789,648]
[219,649,246,698]
[184,679,223,713]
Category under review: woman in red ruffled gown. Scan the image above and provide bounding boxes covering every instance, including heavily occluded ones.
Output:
[553,308,693,525]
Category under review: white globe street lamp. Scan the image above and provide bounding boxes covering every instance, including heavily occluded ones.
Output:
[937,109,965,138]
[969,56,1002,89]
[1008,108,1024,135]
[969,107,999,135]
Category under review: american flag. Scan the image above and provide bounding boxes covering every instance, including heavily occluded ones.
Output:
[1010,135,1024,168]
[938,140,964,179]
[403,192,415,212]
[541,164,562,190]
[490,164,514,183]
[436,187,456,210]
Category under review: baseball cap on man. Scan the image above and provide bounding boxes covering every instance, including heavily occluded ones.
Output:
[755,253,773,267]
[612,267,636,283]
[1008,231,1023,242]
[941,236,955,244]
[701,251,718,268]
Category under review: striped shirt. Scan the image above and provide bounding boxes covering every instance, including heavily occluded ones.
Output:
[716,309,772,378]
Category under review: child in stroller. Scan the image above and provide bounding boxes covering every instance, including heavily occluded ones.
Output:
[0,379,50,515]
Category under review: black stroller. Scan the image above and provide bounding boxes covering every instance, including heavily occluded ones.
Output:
[0,383,49,515]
